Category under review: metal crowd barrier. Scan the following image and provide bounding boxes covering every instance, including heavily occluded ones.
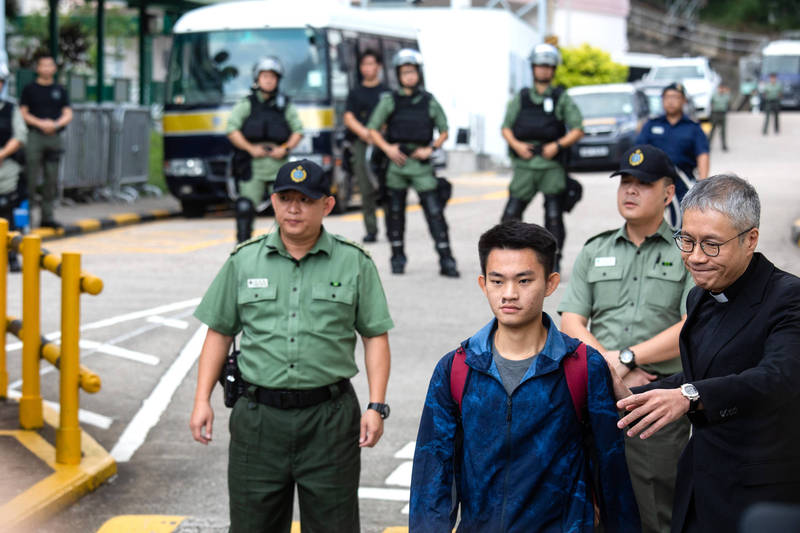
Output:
[0,219,104,464]
[58,104,151,198]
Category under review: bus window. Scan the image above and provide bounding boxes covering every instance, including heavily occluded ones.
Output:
[329,30,349,102]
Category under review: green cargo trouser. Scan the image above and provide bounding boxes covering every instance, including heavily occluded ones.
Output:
[26,129,63,223]
[386,158,437,193]
[350,140,378,235]
[625,414,690,533]
[228,383,361,533]
[508,163,565,203]
[238,155,285,206]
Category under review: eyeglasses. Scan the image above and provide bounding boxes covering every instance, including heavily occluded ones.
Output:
[673,227,754,257]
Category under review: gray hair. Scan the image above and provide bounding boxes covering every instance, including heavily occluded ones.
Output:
[681,174,760,231]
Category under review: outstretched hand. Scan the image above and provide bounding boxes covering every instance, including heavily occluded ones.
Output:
[617,388,689,439]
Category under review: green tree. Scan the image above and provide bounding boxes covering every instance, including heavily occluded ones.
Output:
[553,44,628,89]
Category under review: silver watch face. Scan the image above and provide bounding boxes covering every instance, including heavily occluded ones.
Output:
[681,383,699,400]
[620,349,634,364]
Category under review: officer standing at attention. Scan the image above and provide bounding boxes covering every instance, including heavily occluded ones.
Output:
[559,145,695,533]
[19,53,72,229]
[761,72,782,135]
[343,49,388,243]
[227,56,304,243]
[0,62,27,271]
[190,159,393,532]
[708,84,730,152]
[367,49,459,278]
[500,43,584,273]
[635,82,708,226]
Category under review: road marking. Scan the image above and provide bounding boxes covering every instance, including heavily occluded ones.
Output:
[82,298,201,332]
[385,461,413,487]
[79,340,160,365]
[394,441,415,459]
[110,324,207,463]
[147,316,190,329]
[358,487,410,502]
[5,389,113,429]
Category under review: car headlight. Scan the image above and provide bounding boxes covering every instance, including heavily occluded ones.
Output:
[165,158,206,177]
[618,121,638,134]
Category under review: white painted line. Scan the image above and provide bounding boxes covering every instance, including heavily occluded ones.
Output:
[401,504,410,515]
[385,461,413,487]
[147,315,190,330]
[82,298,201,332]
[357,487,410,502]
[5,389,114,430]
[80,340,160,366]
[110,324,207,463]
[394,440,416,459]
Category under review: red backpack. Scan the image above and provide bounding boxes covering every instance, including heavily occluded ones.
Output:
[449,342,589,421]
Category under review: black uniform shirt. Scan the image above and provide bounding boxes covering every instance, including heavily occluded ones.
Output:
[345,83,388,141]
[20,82,70,132]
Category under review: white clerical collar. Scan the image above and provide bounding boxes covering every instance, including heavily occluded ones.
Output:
[709,291,729,303]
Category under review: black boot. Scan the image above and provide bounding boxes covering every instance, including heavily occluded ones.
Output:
[501,196,529,222]
[544,194,565,273]
[8,251,20,273]
[386,188,407,274]
[420,191,460,278]
[235,197,255,244]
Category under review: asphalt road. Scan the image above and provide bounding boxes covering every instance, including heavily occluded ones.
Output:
[6,112,799,533]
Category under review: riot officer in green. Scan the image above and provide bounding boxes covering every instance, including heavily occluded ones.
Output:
[190,159,393,532]
[367,49,459,278]
[227,56,304,243]
[501,43,584,272]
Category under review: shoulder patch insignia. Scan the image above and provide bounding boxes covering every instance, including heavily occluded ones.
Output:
[332,234,372,258]
[231,233,268,255]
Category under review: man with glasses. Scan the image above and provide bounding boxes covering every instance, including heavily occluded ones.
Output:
[559,144,694,533]
[615,174,800,532]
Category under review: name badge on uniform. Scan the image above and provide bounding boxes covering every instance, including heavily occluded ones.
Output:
[594,256,616,267]
[651,125,665,135]
[247,278,269,288]
[543,97,554,113]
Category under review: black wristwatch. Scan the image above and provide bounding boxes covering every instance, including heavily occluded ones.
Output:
[619,348,637,370]
[367,402,390,419]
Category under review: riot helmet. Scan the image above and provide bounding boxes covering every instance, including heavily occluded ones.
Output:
[528,43,561,67]
[0,63,8,81]
[393,49,424,89]
[252,56,284,82]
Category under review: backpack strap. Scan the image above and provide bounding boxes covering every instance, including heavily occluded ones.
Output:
[450,346,469,412]
[563,342,589,423]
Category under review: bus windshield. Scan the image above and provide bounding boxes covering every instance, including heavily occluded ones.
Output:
[762,55,800,75]
[650,65,704,80]
[166,27,328,106]
[572,92,635,118]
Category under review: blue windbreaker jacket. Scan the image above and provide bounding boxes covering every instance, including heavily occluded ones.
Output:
[409,315,640,532]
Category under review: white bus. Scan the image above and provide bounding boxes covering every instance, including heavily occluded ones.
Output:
[761,40,800,109]
[163,0,419,216]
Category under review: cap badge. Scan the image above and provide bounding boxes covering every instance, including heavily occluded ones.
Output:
[290,165,307,183]
[629,149,644,166]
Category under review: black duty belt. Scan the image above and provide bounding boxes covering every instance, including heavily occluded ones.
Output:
[249,379,350,409]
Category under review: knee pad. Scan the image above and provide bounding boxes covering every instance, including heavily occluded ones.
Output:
[236,197,255,216]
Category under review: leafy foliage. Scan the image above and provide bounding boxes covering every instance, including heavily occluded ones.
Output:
[700,0,800,31]
[552,44,629,89]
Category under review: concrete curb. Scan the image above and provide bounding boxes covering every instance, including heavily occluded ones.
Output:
[793,218,800,247]
[29,208,181,242]
[0,399,117,530]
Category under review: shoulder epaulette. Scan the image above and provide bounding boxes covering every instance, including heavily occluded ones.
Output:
[332,234,372,258]
[584,228,616,246]
[230,233,268,255]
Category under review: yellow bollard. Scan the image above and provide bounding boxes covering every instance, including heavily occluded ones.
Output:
[0,219,7,399]
[20,234,43,429]
[57,252,81,464]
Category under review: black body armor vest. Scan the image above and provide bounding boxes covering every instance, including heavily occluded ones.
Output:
[386,91,434,145]
[240,92,291,144]
[0,103,13,148]
[511,87,566,143]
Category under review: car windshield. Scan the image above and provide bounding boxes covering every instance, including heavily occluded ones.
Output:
[762,55,800,75]
[650,65,704,80]
[571,92,635,118]
[166,28,328,106]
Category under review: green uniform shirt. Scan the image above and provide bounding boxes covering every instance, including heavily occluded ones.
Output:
[194,227,394,389]
[226,93,304,182]
[557,220,694,375]
[710,91,730,112]
[0,102,27,195]
[762,80,783,102]
[366,90,448,147]
[502,86,583,170]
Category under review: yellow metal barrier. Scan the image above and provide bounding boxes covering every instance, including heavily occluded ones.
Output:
[0,221,104,465]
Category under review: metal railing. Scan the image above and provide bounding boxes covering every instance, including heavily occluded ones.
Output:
[0,219,104,464]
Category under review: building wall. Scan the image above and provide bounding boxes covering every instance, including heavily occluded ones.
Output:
[553,0,629,54]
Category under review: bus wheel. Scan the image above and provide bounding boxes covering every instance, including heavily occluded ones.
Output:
[181,200,206,218]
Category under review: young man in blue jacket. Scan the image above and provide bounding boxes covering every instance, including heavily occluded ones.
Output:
[410,221,639,532]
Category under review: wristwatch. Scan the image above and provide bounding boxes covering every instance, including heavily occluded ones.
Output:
[680,383,701,412]
[619,348,637,370]
[367,402,391,419]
